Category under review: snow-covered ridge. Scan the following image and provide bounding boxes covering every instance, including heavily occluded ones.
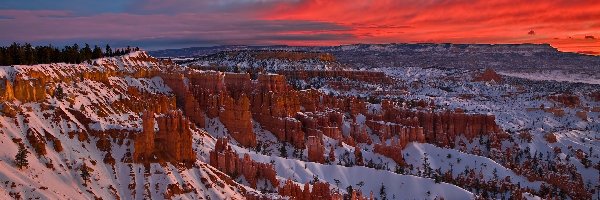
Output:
[0,51,163,81]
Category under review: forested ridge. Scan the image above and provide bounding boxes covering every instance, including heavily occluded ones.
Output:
[0,43,139,65]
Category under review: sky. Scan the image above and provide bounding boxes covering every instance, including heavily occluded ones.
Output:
[0,0,599,54]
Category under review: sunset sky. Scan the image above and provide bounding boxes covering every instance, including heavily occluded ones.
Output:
[1,0,599,54]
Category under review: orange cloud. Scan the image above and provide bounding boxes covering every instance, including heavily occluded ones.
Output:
[263,0,600,54]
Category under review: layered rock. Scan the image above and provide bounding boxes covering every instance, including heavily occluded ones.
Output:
[373,101,500,146]
[297,111,343,140]
[373,141,404,165]
[134,110,194,164]
[13,76,47,102]
[307,136,325,163]
[183,71,256,147]
[219,93,256,147]
[0,79,14,101]
[159,73,205,128]
[251,74,305,148]
[209,138,278,189]
[278,179,345,200]
[113,88,177,114]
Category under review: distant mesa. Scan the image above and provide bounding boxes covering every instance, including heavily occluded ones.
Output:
[577,51,600,55]
[528,30,535,35]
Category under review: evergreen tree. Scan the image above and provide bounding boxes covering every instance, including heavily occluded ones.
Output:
[92,45,103,59]
[105,44,113,56]
[422,153,432,177]
[279,144,287,158]
[80,43,93,62]
[80,162,90,185]
[0,43,131,65]
[15,145,29,169]
[379,182,387,200]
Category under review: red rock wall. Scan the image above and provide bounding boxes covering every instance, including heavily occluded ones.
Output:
[134,110,194,164]
[13,76,47,102]
[219,93,256,147]
[278,179,348,200]
[134,110,155,163]
[209,138,278,189]
[307,136,325,163]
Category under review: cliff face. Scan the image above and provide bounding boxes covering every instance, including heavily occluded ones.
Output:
[368,100,501,147]
[13,76,47,102]
[134,110,195,164]
[183,71,257,147]
[307,136,325,163]
[209,138,278,189]
[219,93,256,147]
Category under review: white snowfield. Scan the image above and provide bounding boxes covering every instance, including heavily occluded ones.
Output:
[0,52,597,199]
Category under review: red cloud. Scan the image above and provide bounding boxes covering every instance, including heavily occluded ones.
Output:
[263,0,600,54]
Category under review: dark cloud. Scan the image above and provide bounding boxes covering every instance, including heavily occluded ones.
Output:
[528,30,535,35]
[0,10,355,49]
[585,35,596,40]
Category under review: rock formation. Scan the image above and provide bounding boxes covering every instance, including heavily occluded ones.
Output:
[13,76,47,102]
[134,110,194,164]
[548,94,580,107]
[209,138,278,189]
[219,93,256,147]
[472,68,502,83]
[278,179,345,200]
[307,136,325,163]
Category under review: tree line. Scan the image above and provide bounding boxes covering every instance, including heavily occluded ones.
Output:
[0,42,140,66]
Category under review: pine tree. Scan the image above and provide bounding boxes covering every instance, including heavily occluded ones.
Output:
[422,153,432,177]
[279,144,287,158]
[15,145,29,169]
[92,45,103,59]
[80,43,93,62]
[379,182,387,200]
[105,44,113,57]
[80,162,90,185]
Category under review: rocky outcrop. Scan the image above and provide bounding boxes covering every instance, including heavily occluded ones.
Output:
[374,141,404,165]
[159,73,205,128]
[219,93,256,147]
[183,71,258,147]
[209,138,278,189]
[111,87,176,114]
[13,76,47,102]
[307,136,325,163]
[252,74,305,148]
[472,68,502,83]
[278,179,345,200]
[548,94,580,107]
[0,79,14,101]
[297,111,343,140]
[372,101,501,147]
[354,146,364,166]
[134,110,194,164]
